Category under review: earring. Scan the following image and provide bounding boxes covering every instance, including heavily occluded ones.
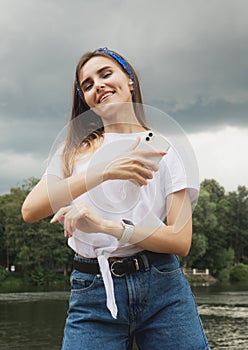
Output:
[128,81,134,85]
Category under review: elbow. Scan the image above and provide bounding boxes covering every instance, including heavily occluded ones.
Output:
[177,233,192,257]
[21,203,37,223]
[161,229,192,257]
[175,221,192,257]
[179,244,191,257]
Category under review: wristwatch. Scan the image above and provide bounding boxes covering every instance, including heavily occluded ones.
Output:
[119,219,135,243]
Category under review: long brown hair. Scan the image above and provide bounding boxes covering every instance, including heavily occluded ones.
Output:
[62,49,148,177]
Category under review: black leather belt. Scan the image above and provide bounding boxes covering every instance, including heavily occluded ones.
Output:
[73,251,165,278]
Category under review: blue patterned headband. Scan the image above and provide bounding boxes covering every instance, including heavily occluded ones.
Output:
[94,47,134,80]
[76,47,134,103]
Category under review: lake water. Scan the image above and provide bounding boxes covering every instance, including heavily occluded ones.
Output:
[0,283,247,349]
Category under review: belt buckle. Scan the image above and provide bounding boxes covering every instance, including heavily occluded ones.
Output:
[110,260,126,277]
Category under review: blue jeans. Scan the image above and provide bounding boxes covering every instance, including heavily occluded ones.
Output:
[62,253,210,350]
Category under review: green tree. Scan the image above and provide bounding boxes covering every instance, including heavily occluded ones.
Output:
[186,179,232,275]
[183,232,207,267]
[230,263,248,282]
[226,186,248,263]
[0,178,73,282]
[0,195,8,267]
[185,187,218,271]
[200,178,225,203]
[216,247,235,281]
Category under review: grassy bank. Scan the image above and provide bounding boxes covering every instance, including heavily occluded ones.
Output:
[186,274,218,285]
[0,271,70,293]
[1,272,217,293]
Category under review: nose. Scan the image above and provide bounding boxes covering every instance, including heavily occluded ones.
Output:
[94,79,106,91]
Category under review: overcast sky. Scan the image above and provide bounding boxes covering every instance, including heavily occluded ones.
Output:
[1,0,247,194]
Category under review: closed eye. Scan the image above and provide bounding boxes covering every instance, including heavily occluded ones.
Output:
[83,82,93,92]
[102,71,112,79]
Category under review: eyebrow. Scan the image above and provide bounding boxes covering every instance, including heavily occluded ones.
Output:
[80,65,112,87]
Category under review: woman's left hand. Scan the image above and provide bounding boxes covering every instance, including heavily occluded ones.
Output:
[50,202,107,237]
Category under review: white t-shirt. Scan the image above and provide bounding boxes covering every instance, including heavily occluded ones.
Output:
[44,131,199,318]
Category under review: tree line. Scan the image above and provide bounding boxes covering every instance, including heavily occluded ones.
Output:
[0,177,247,284]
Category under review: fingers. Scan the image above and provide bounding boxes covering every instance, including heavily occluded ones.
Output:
[136,157,159,172]
[64,215,77,235]
[130,147,166,172]
[135,149,167,161]
[64,229,73,238]
[128,163,153,184]
[50,206,71,223]
[65,204,86,234]
[51,207,75,237]
[121,154,164,183]
[51,204,87,236]
[132,150,167,176]
[106,138,167,184]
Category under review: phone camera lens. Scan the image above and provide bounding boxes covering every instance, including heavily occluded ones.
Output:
[149,132,153,137]
[146,137,150,141]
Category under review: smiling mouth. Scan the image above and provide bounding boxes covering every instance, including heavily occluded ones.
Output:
[98,92,115,104]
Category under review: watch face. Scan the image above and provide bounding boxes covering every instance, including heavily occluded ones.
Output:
[122,219,134,226]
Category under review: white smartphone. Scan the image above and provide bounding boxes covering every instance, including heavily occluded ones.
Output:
[137,130,170,165]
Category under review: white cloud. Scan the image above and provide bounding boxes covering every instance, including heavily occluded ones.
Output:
[0,151,46,193]
[189,126,248,192]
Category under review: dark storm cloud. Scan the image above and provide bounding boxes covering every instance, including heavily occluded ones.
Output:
[0,0,247,192]
[148,98,248,133]
[175,99,248,132]
[1,0,247,154]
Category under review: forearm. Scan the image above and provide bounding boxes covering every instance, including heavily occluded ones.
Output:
[103,219,192,257]
[131,224,192,256]
[22,162,108,222]
[103,189,192,256]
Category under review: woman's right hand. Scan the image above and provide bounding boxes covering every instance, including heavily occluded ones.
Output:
[103,137,166,186]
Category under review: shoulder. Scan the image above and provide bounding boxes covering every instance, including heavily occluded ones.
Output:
[160,144,200,201]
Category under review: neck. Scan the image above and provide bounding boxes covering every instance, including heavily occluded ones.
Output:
[100,103,146,134]
[104,123,146,133]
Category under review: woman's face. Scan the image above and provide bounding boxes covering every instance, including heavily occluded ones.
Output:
[78,56,134,111]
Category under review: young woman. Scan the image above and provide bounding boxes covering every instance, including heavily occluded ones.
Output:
[22,47,210,350]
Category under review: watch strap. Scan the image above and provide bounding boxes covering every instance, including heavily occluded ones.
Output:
[119,219,135,243]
